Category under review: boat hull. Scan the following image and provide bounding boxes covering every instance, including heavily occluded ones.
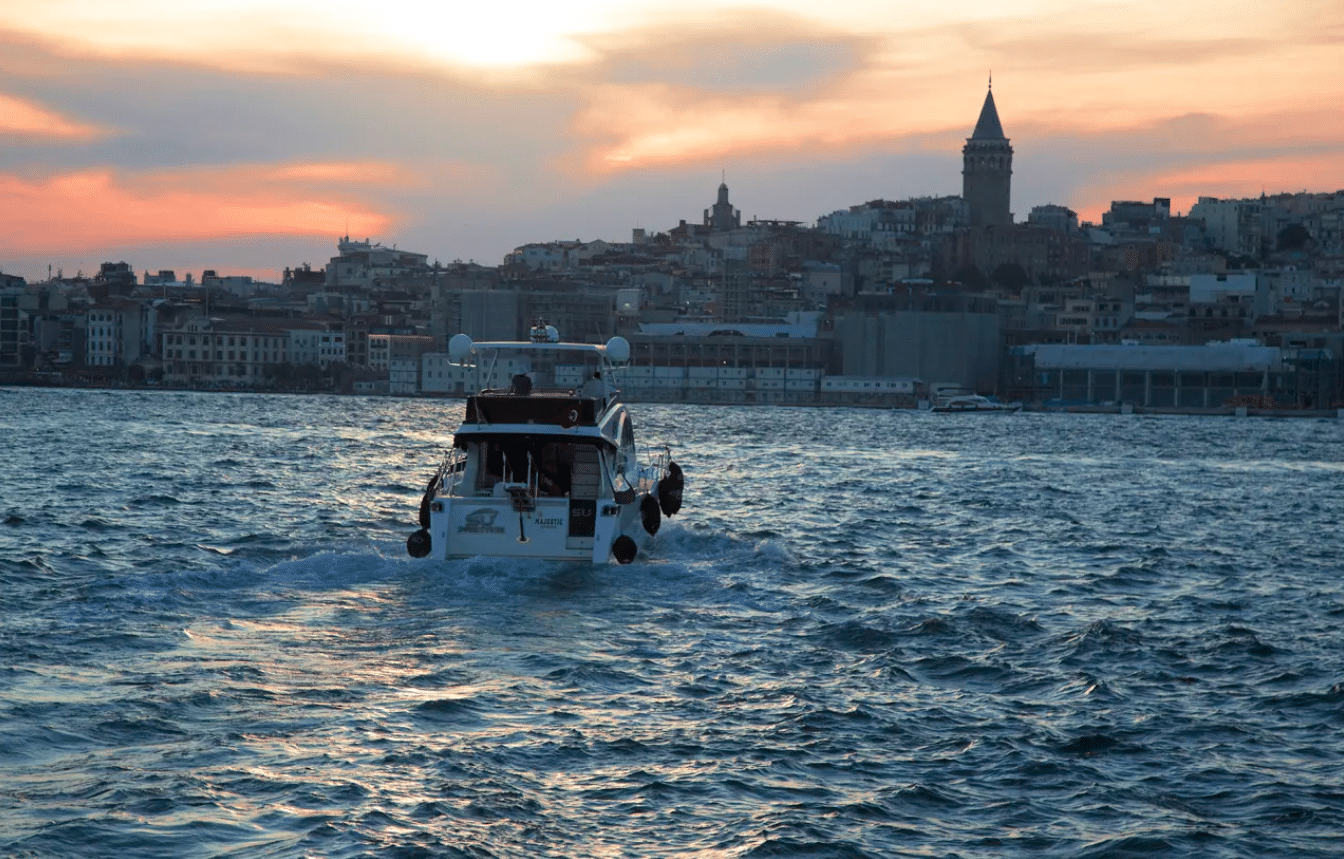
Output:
[930,404,1020,413]
[426,491,652,563]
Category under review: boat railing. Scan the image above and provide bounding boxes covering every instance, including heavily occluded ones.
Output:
[438,448,467,494]
[645,443,671,472]
[636,444,671,492]
[603,454,637,504]
[479,386,582,397]
[492,448,543,507]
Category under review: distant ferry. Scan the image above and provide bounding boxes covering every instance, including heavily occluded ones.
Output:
[406,323,683,564]
[931,393,1021,413]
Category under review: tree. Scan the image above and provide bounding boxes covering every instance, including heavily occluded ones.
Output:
[950,264,987,290]
[991,262,1031,292]
[1276,223,1311,252]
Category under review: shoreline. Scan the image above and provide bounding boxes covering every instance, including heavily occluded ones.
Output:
[5,376,1341,418]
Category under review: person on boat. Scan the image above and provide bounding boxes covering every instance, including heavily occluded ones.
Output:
[580,371,604,401]
[510,369,533,395]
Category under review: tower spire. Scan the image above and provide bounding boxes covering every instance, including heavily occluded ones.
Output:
[970,85,1005,140]
[962,82,1013,227]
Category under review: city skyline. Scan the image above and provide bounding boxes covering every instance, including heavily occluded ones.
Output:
[1,0,1341,283]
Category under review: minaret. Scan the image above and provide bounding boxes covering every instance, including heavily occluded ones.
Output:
[962,79,1013,227]
[704,175,742,231]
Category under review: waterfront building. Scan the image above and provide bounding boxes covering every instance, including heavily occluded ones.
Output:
[420,352,477,396]
[1005,342,1338,410]
[820,376,925,408]
[85,298,157,368]
[368,334,436,394]
[0,287,31,368]
[159,314,292,386]
[288,323,346,368]
[832,292,1001,395]
[623,316,832,404]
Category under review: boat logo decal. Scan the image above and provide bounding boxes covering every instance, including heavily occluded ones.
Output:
[460,508,505,534]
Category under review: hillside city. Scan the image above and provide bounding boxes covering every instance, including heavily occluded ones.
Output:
[4,87,1343,413]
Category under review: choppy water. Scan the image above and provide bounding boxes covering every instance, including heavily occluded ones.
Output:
[2,387,1343,858]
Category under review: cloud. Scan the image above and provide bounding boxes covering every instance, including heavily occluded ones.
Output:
[0,92,102,138]
[557,0,1344,215]
[1011,107,1344,222]
[578,9,867,93]
[0,166,393,257]
[2,1,1342,280]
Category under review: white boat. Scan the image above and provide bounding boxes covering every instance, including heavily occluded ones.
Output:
[406,323,683,564]
[930,393,1021,413]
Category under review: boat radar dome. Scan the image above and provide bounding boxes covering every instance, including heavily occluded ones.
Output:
[529,322,561,343]
[605,336,630,363]
[448,333,473,363]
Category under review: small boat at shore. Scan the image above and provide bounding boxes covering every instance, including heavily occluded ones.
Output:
[931,393,1021,413]
[405,323,683,564]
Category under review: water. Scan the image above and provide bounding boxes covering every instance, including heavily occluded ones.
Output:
[2,387,1343,858]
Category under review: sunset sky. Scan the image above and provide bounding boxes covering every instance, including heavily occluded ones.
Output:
[2,0,1341,283]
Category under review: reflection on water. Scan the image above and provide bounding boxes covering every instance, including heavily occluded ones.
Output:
[2,389,1343,857]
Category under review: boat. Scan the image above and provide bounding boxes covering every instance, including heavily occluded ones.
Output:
[405,322,684,564]
[930,393,1021,413]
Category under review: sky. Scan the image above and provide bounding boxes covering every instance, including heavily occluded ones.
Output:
[1,0,1341,283]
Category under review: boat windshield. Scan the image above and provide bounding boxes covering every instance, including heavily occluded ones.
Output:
[475,345,610,395]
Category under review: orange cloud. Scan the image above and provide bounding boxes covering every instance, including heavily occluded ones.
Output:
[570,82,928,174]
[126,161,419,195]
[0,92,102,138]
[559,1,1344,182]
[0,167,392,256]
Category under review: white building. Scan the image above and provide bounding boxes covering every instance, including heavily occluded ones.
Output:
[326,235,431,289]
[86,299,156,367]
[160,314,290,385]
[1190,197,1266,257]
[288,325,346,368]
[1189,272,1257,304]
[800,263,844,306]
[505,241,584,271]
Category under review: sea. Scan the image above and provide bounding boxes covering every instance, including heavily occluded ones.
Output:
[2,386,1343,859]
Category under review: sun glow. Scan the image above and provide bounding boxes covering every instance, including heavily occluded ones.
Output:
[0,0,652,71]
